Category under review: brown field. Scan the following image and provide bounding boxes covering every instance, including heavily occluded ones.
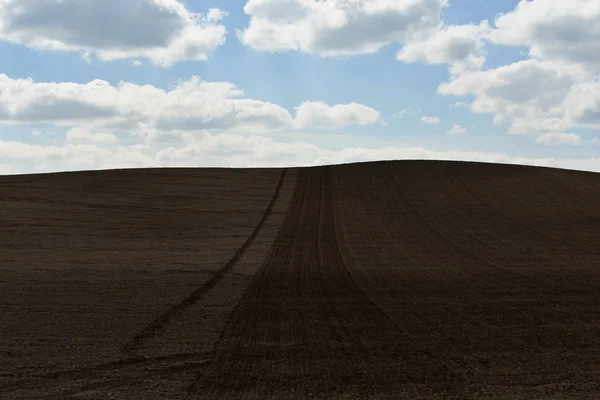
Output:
[1,160,599,399]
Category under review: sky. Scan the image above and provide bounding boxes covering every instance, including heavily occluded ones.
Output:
[0,0,599,175]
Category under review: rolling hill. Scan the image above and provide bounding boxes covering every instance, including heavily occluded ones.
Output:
[1,160,599,399]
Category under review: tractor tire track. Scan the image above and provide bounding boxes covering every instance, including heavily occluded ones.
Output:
[189,167,462,399]
[327,168,469,387]
[122,168,289,353]
[0,351,211,393]
[186,168,308,397]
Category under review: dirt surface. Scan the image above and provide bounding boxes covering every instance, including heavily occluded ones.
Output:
[0,167,296,398]
[1,160,600,399]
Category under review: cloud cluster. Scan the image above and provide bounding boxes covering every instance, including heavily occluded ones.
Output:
[238,0,448,56]
[2,0,598,176]
[397,21,490,76]
[2,135,599,175]
[490,0,600,74]
[0,74,380,134]
[236,0,600,147]
[535,132,581,146]
[433,0,600,144]
[65,127,118,144]
[294,101,381,129]
[438,60,584,133]
[0,0,227,66]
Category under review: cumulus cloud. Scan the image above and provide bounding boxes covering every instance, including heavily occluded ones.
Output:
[1,135,599,175]
[234,0,600,149]
[0,0,227,66]
[535,132,581,146]
[238,0,448,56]
[65,127,117,144]
[446,124,466,135]
[421,116,440,124]
[294,101,381,129]
[0,74,380,135]
[489,0,600,73]
[0,140,158,172]
[0,76,121,122]
[397,21,490,75]
[0,163,13,174]
[438,59,588,135]
[32,128,55,136]
[429,0,600,144]
[437,57,600,142]
[563,79,600,128]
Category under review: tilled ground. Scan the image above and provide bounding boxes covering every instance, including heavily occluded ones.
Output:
[1,161,599,399]
[0,167,296,398]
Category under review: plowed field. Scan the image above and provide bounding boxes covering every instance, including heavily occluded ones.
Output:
[1,160,599,399]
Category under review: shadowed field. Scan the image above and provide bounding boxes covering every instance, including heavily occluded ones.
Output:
[1,160,599,399]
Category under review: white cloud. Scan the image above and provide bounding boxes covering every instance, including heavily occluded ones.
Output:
[0,1,227,67]
[446,124,466,135]
[0,140,159,172]
[535,132,581,146]
[233,0,600,150]
[563,79,600,128]
[0,75,119,122]
[32,128,55,136]
[393,107,420,119]
[1,136,599,174]
[438,59,588,135]
[489,0,600,73]
[592,138,600,144]
[430,0,600,142]
[0,140,112,164]
[449,101,469,109]
[0,161,13,174]
[294,101,381,129]
[238,0,448,56]
[65,127,118,144]
[397,21,490,75]
[132,60,142,67]
[421,115,440,124]
[0,74,380,135]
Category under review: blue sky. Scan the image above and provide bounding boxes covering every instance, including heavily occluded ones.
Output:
[0,0,599,174]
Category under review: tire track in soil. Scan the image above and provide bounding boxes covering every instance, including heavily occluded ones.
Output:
[332,171,489,346]
[186,168,313,398]
[122,168,288,353]
[0,351,211,392]
[330,162,600,395]
[325,168,469,388]
[331,168,520,383]
[189,167,461,399]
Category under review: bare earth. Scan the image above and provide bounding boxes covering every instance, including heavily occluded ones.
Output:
[1,160,599,399]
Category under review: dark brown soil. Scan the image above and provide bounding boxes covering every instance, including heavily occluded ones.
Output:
[1,160,599,399]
